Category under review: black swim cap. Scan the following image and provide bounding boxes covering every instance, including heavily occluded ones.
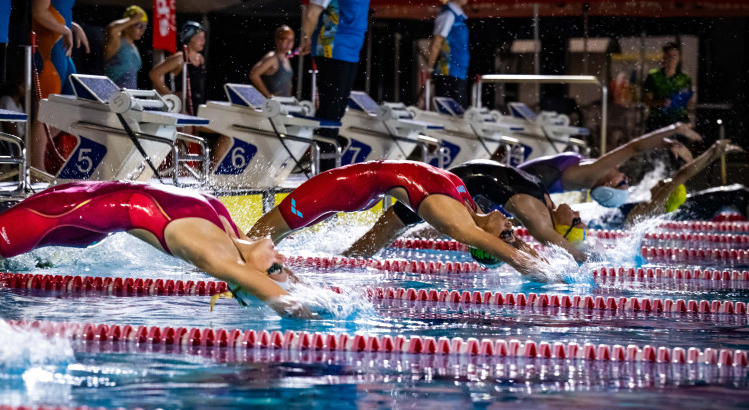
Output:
[181,21,203,45]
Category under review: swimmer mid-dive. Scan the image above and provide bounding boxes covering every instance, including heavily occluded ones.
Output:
[345,160,588,265]
[0,181,315,318]
[623,139,743,225]
[518,122,702,208]
[247,160,549,279]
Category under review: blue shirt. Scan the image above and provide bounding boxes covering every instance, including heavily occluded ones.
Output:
[0,0,10,43]
[433,3,469,80]
[52,0,76,28]
[311,0,370,63]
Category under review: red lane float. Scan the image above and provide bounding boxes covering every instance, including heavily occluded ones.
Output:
[640,246,749,263]
[643,231,749,247]
[593,266,749,282]
[4,319,746,367]
[389,230,625,251]
[657,220,749,233]
[0,273,228,296]
[0,406,137,410]
[4,268,747,310]
[391,231,749,253]
[364,287,748,316]
[283,256,485,274]
[712,212,747,222]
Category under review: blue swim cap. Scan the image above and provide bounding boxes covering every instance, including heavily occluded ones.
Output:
[590,186,629,208]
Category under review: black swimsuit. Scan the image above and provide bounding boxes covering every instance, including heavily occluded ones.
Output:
[393,159,549,225]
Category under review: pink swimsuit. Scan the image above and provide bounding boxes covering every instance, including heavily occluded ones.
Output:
[0,181,239,258]
[278,160,476,230]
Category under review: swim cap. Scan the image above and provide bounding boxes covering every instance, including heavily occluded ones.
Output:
[665,184,687,213]
[123,5,148,22]
[590,186,629,208]
[468,246,504,268]
[181,21,203,45]
[554,224,587,244]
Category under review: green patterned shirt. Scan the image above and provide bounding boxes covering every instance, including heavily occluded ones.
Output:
[643,68,692,130]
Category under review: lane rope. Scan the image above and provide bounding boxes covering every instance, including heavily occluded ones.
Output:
[2,272,747,316]
[4,319,747,367]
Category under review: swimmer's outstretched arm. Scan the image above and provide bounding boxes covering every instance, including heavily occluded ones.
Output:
[522,219,586,262]
[165,219,316,318]
[344,206,411,258]
[626,140,743,224]
[418,195,546,278]
[505,195,587,262]
[564,122,702,190]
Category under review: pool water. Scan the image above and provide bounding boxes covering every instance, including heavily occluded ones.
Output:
[1,213,748,409]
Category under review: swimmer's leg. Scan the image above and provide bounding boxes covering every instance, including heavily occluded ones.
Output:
[247,208,293,243]
[0,207,106,258]
[344,206,413,258]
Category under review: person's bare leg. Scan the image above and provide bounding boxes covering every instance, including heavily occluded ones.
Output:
[246,208,293,244]
[344,206,409,258]
[211,135,232,167]
[29,121,48,172]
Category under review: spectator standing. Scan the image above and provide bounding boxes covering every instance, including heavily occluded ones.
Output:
[30,0,89,171]
[426,0,470,107]
[643,42,694,132]
[631,42,696,182]
[32,0,89,97]
[104,5,148,89]
[300,0,370,170]
[250,25,295,98]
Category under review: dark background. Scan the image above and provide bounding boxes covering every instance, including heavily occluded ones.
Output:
[4,1,748,187]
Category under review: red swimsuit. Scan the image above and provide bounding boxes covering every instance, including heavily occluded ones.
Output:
[278,160,476,230]
[0,181,239,258]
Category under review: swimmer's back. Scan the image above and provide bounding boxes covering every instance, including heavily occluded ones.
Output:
[449,159,548,208]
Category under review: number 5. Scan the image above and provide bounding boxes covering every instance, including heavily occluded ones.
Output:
[76,148,93,173]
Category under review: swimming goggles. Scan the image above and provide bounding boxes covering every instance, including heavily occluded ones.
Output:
[562,217,583,238]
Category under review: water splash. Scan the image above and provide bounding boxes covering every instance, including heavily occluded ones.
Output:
[628,162,669,203]
[577,160,671,229]
[278,211,381,256]
[279,280,377,323]
[0,321,75,372]
[0,233,194,277]
[522,244,594,287]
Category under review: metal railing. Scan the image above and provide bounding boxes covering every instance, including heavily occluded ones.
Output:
[473,74,608,154]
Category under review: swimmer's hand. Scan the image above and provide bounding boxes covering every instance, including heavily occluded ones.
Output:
[664,138,693,163]
[269,295,321,320]
[282,266,302,284]
[523,270,564,284]
[238,237,285,276]
[712,139,743,156]
[674,122,702,142]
